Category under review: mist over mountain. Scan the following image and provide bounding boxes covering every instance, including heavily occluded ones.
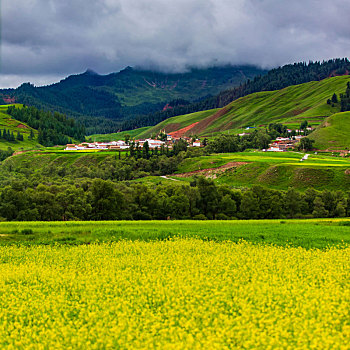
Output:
[2,0,350,88]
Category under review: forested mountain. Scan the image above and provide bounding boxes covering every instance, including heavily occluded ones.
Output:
[7,105,85,146]
[0,66,265,134]
[122,58,350,131]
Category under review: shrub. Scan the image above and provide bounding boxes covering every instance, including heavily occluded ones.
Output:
[21,229,34,235]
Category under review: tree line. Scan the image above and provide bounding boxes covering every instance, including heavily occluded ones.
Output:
[340,82,350,112]
[0,178,348,221]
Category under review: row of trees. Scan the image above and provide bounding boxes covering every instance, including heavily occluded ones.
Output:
[207,131,270,153]
[0,178,348,221]
[327,82,350,111]
[340,82,350,112]
[0,129,17,141]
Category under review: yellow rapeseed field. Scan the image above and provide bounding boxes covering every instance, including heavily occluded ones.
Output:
[0,239,349,349]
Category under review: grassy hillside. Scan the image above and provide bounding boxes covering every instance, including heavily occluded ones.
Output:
[88,127,150,142]
[88,109,220,141]
[201,76,349,134]
[138,109,219,138]
[0,105,40,151]
[137,75,350,138]
[308,112,350,150]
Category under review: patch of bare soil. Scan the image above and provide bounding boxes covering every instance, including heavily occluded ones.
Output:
[189,106,231,135]
[168,122,199,138]
[174,161,248,178]
[17,124,28,129]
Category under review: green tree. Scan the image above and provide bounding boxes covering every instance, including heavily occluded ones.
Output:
[16,131,23,141]
[124,134,131,144]
[298,138,314,151]
[29,129,35,140]
[312,196,329,218]
[300,120,308,130]
[90,179,123,220]
[142,141,150,159]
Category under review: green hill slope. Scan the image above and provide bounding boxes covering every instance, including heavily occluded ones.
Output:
[138,109,220,138]
[309,112,350,150]
[0,105,40,151]
[138,75,350,138]
[88,127,150,142]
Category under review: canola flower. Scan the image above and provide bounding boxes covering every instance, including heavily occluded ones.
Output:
[0,239,349,349]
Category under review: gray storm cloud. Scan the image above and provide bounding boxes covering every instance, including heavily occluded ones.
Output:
[1,0,350,87]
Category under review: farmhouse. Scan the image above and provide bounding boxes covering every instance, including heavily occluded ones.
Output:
[65,141,130,151]
[137,139,165,148]
[267,135,305,151]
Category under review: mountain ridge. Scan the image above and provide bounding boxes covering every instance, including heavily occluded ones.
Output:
[0,65,265,132]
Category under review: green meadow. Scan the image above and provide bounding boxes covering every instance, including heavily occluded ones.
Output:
[200,76,350,136]
[1,219,350,249]
[309,111,350,150]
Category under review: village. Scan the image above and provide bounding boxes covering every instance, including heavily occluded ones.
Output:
[65,134,202,151]
[65,126,312,152]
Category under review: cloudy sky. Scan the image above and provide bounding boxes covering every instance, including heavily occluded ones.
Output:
[1,0,350,88]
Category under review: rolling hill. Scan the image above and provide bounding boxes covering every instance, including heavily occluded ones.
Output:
[126,75,350,139]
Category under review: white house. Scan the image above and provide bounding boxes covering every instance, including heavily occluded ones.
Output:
[267,147,284,152]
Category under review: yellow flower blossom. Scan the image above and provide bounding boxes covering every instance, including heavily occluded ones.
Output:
[0,239,348,349]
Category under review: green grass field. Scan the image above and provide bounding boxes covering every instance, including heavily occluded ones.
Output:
[1,219,350,249]
[0,105,40,151]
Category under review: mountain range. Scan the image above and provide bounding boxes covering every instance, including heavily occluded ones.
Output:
[0,65,266,133]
